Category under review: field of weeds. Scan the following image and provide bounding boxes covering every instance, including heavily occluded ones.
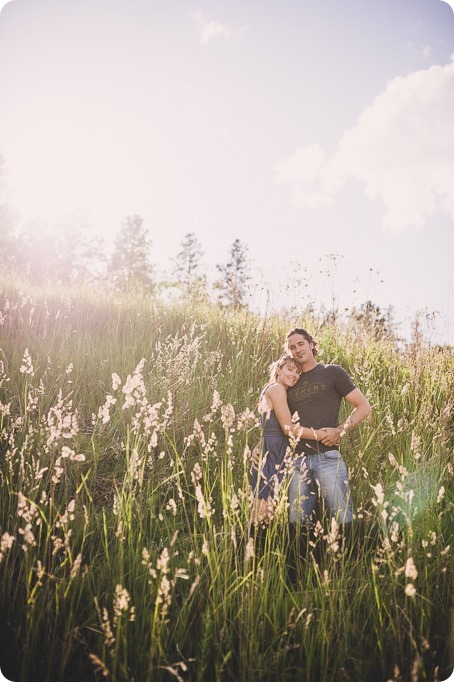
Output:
[0,277,452,681]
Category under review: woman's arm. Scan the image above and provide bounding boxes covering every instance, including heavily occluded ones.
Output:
[266,384,324,441]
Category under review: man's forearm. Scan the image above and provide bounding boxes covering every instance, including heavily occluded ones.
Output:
[338,402,372,435]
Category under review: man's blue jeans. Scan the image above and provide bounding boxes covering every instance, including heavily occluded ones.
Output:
[288,451,353,524]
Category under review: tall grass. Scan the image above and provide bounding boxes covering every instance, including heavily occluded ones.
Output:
[0,274,452,681]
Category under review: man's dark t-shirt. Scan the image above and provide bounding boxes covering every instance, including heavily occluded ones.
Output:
[286,363,356,456]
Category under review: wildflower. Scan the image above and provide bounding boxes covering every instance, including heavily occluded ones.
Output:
[195,485,213,519]
[94,598,115,650]
[89,653,110,678]
[115,520,125,541]
[113,584,133,624]
[112,373,121,391]
[166,498,177,516]
[188,576,200,598]
[211,390,222,411]
[157,547,170,574]
[385,414,396,435]
[70,553,83,579]
[322,570,330,588]
[230,493,239,513]
[127,448,143,484]
[156,575,172,619]
[17,493,39,525]
[390,521,400,543]
[66,363,73,384]
[405,583,416,597]
[405,557,418,580]
[46,391,79,445]
[191,462,203,484]
[97,394,117,424]
[237,407,259,430]
[162,390,174,428]
[410,432,422,459]
[244,537,255,562]
[326,517,340,554]
[0,401,11,416]
[388,452,398,467]
[0,532,15,562]
[1,532,15,552]
[371,482,385,506]
[186,419,206,448]
[243,445,251,467]
[56,499,76,528]
[20,348,35,376]
[174,568,189,580]
[437,486,445,504]
[220,403,235,432]
[19,523,37,548]
[61,445,85,462]
[121,359,146,410]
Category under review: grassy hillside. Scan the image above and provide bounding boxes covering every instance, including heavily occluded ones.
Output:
[0,275,452,681]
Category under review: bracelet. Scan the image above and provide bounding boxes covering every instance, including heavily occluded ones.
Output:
[339,419,354,437]
[344,419,355,430]
[311,427,318,442]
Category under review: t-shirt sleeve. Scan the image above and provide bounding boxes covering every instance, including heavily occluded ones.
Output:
[330,365,356,397]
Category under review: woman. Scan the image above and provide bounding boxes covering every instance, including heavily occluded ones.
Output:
[250,354,326,524]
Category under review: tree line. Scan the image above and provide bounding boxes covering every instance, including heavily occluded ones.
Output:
[0,154,398,338]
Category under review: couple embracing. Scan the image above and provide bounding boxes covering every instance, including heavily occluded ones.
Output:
[251,327,372,532]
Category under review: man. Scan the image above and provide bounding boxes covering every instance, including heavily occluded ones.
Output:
[252,327,371,527]
[284,327,371,526]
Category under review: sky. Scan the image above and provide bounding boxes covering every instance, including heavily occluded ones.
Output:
[0,0,453,343]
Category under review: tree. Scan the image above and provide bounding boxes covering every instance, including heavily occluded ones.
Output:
[172,232,206,298]
[108,214,154,291]
[350,300,395,340]
[215,238,251,309]
[52,217,106,285]
[2,214,106,286]
[0,153,20,269]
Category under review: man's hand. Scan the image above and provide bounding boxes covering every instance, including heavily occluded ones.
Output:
[251,443,261,469]
[319,427,341,447]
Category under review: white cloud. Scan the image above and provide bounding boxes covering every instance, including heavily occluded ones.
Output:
[0,0,15,13]
[191,11,232,44]
[276,61,454,232]
[440,0,454,14]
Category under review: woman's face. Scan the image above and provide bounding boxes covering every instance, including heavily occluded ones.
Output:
[276,361,299,388]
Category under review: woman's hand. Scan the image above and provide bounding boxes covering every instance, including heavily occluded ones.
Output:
[251,443,261,469]
[319,427,341,447]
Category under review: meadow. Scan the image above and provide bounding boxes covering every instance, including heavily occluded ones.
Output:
[0,274,452,681]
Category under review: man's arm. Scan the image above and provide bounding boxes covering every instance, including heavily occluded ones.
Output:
[319,388,372,446]
[341,388,372,432]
